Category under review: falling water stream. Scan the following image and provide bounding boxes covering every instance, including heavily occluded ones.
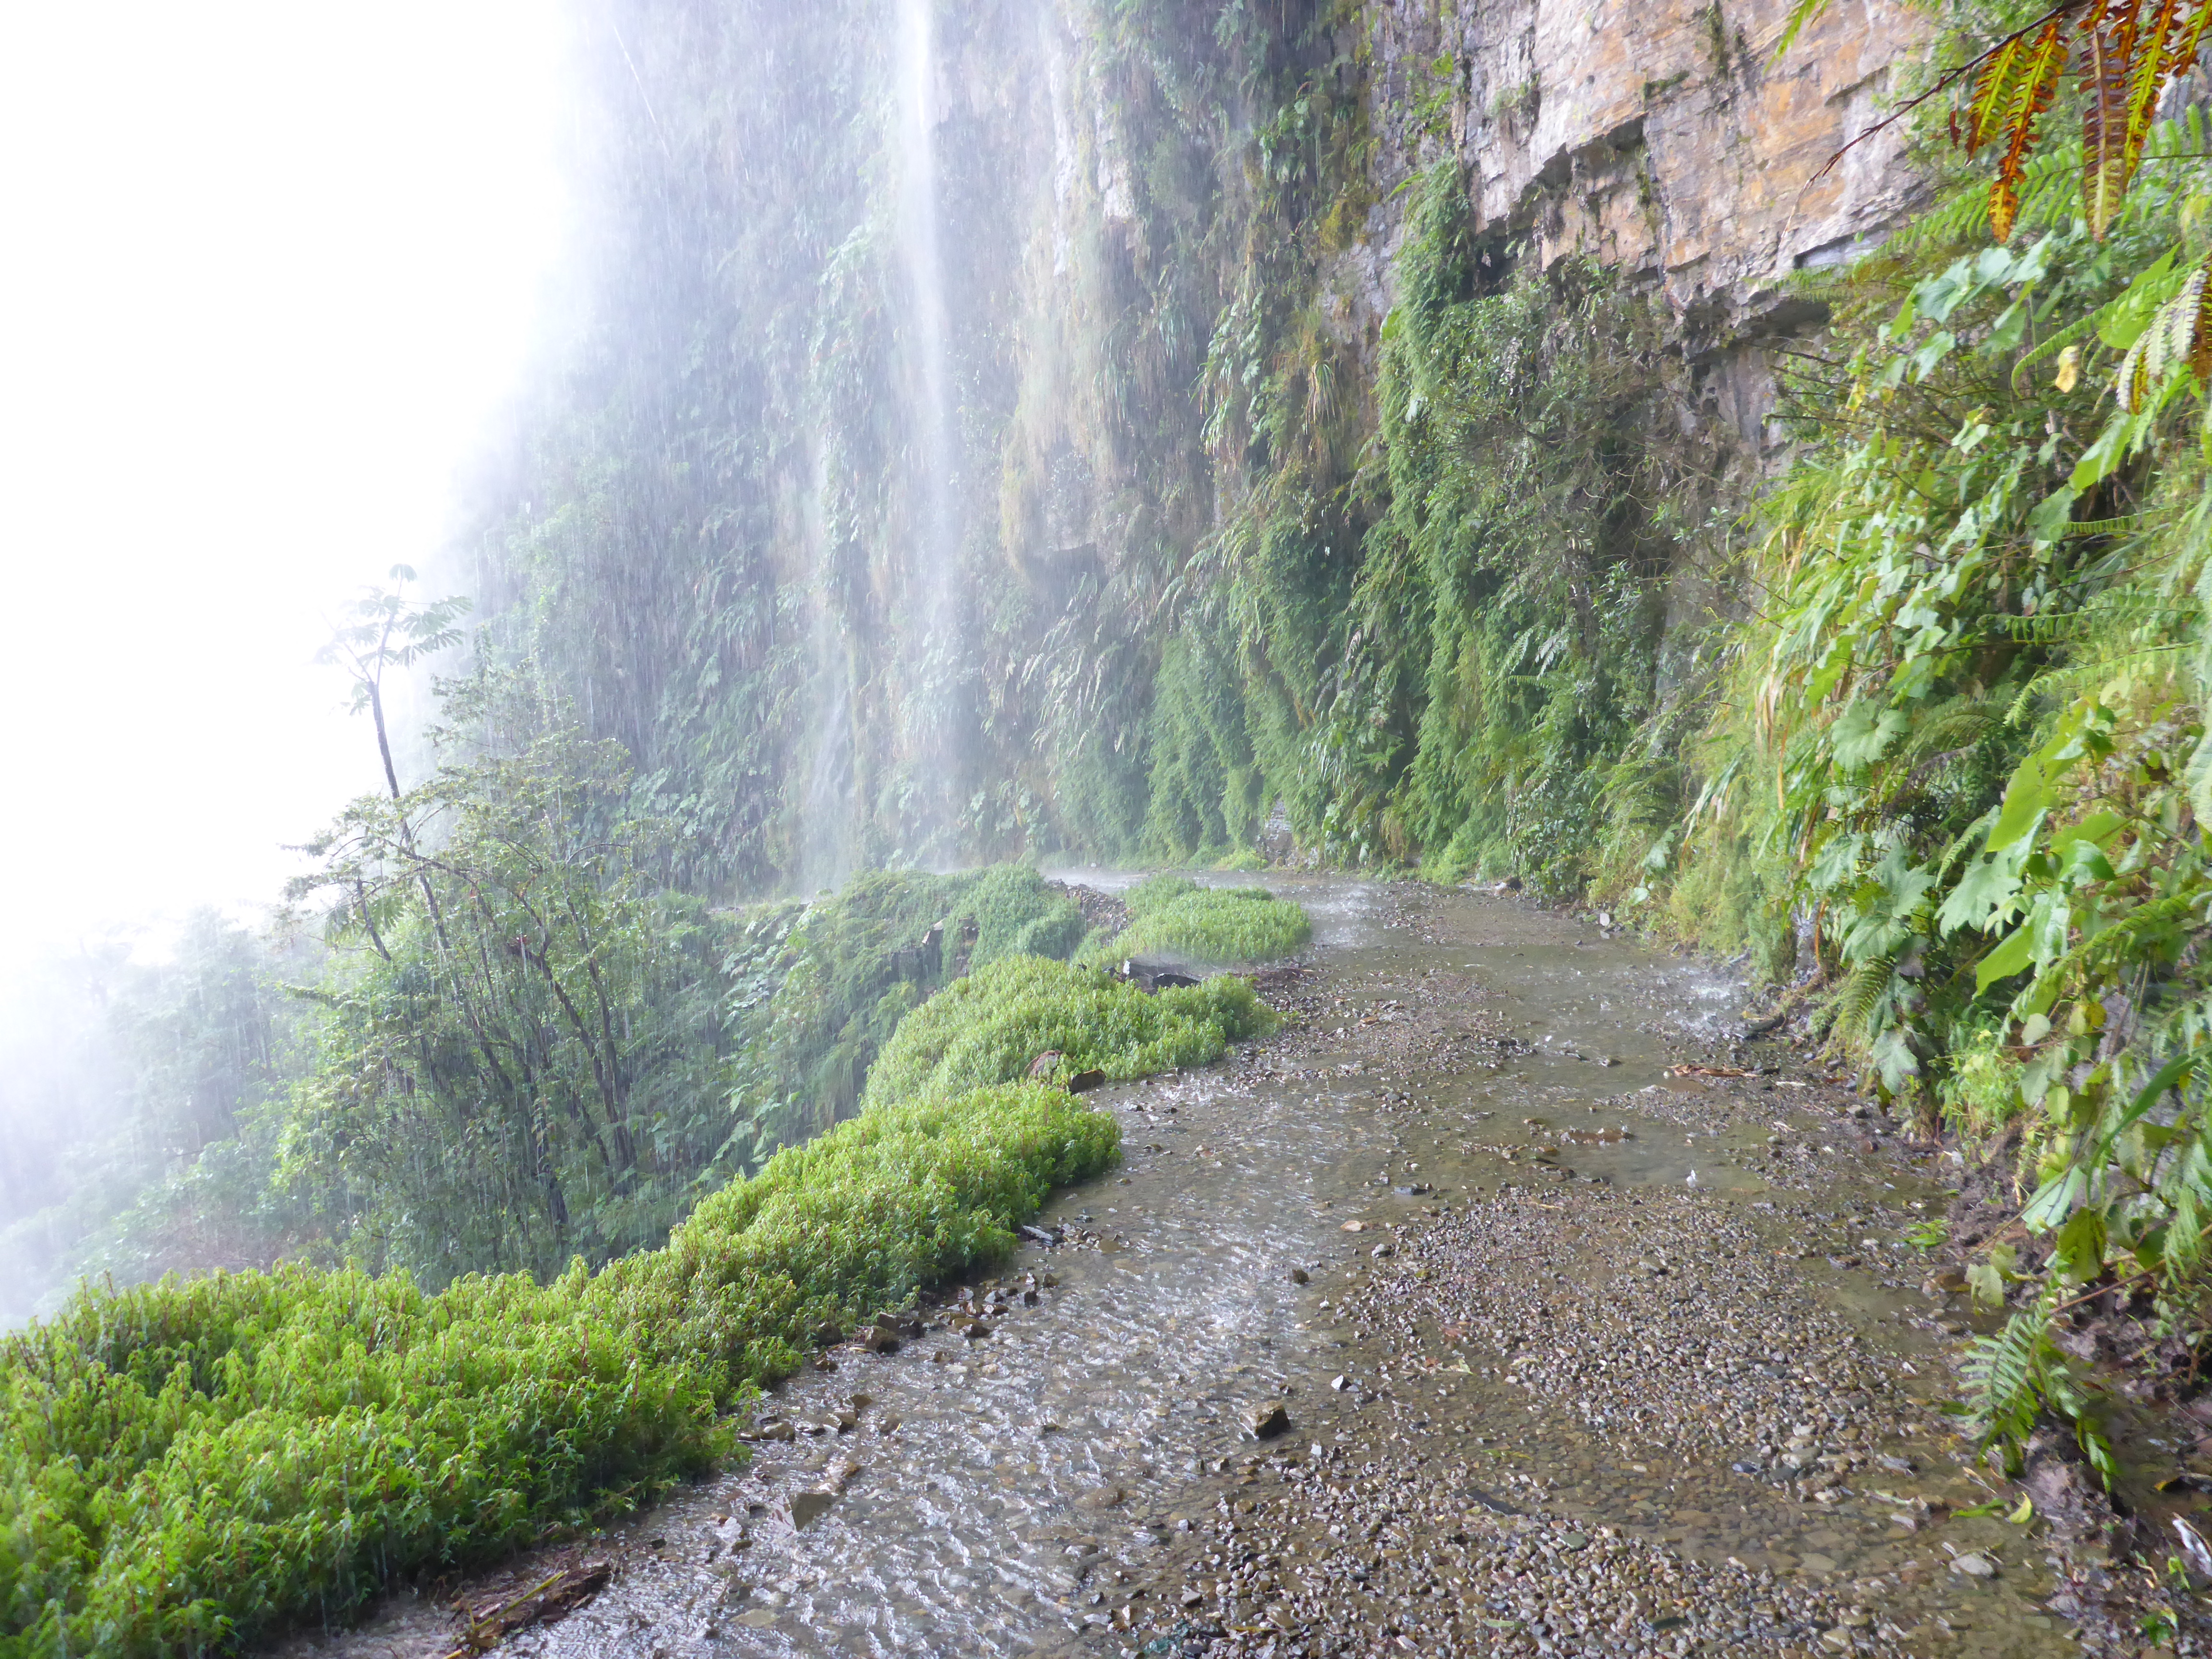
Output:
[290,878,2078,1658]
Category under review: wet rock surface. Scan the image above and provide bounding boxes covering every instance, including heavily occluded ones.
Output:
[275,878,2205,1659]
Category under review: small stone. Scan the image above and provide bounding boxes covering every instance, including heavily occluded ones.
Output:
[1950,1552,1997,1578]
[1290,1267,1310,1285]
[1249,1403,1293,1439]
[962,1321,992,1340]
[1341,1220,1367,1233]
[790,1490,835,1528]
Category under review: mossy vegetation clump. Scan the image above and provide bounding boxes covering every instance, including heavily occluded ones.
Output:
[1121,872,1203,916]
[1099,884,1311,967]
[862,955,1277,1108]
[0,1076,1116,1656]
[725,864,1091,1161]
[0,872,1204,1658]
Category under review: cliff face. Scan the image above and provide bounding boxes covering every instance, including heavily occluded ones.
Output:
[479,0,1932,884]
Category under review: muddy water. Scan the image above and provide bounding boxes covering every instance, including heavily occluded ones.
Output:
[297,879,2072,1658]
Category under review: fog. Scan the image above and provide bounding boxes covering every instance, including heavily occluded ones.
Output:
[0,0,571,964]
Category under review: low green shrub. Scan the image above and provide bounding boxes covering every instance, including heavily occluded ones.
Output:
[0,1261,727,1657]
[861,955,1277,1107]
[598,1082,1118,1381]
[1098,887,1311,966]
[0,873,1159,1658]
[1121,873,1201,916]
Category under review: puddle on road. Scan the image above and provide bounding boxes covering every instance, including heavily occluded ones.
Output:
[287,878,2068,1658]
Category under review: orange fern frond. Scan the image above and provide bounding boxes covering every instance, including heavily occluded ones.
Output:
[2080,4,2143,239]
[1993,21,2072,240]
[2164,0,2212,79]
[1968,31,2045,151]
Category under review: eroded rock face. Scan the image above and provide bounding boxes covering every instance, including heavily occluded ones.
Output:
[1346,0,1926,441]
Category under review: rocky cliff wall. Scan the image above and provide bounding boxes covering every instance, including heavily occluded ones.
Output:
[479,0,1938,882]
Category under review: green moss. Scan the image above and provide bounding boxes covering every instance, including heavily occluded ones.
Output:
[1098,886,1311,966]
[1123,873,1202,916]
[861,955,1277,1107]
[0,866,1182,1657]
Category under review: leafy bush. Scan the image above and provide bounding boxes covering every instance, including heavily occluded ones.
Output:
[1122,873,1202,916]
[722,864,1088,1157]
[0,1084,1118,1654]
[0,1260,728,1657]
[1656,100,2212,1474]
[861,955,1277,1107]
[598,1082,1118,1383]
[1098,886,1312,966]
[0,872,1163,1656]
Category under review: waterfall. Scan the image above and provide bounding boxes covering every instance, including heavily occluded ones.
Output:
[894,0,960,859]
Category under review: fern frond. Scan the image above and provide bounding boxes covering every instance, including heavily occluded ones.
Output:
[1836,955,1897,1035]
[2062,509,2166,535]
[2014,236,2190,391]
[1991,21,2072,240]
[2116,252,2212,411]
[2080,3,2143,240]
[1960,1298,2053,1464]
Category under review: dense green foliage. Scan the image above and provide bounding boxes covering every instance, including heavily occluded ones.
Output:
[0,907,1175,1652]
[2,683,1093,1310]
[14,0,2209,1606]
[1278,164,1689,887]
[1096,884,1312,965]
[861,955,1277,1106]
[1654,115,2212,1468]
[282,710,737,1283]
[718,864,1089,1157]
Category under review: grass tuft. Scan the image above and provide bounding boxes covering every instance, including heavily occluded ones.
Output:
[1094,885,1311,966]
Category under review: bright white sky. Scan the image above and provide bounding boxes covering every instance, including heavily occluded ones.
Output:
[0,2,572,964]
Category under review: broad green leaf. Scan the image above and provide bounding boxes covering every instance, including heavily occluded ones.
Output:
[2052,811,2127,850]
[2053,1208,2108,1282]
[1987,751,2055,853]
[1938,844,2027,937]
[2026,486,2078,543]
[1831,700,1907,769]
[2021,1165,2088,1231]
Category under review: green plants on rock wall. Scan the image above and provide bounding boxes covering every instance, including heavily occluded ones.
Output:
[1659,92,2212,1470]
[1313,163,1696,888]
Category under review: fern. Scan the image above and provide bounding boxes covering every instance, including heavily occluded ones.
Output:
[1834,953,1899,1037]
[1960,1287,2106,1478]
